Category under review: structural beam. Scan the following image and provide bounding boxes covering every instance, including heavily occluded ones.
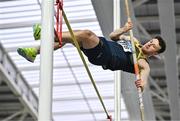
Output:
[2,110,23,121]
[149,78,168,100]
[19,112,28,121]
[0,43,38,119]
[0,79,2,85]
[113,0,121,121]
[38,0,54,120]
[91,0,113,38]
[133,0,149,8]
[158,0,180,120]
[137,15,180,23]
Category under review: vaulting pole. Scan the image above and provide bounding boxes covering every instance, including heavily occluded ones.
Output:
[38,0,54,120]
[114,0,121,121]
[124,0,145,121]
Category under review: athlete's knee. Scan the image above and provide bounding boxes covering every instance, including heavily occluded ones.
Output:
[78,30,95,40]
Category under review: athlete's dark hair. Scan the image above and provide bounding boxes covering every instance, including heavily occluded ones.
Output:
[154,36,166,54]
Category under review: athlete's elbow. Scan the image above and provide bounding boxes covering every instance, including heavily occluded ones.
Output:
[147,66,150,74]
[109,33,118,41]
[144,67,150,76]
[109,33,114,39]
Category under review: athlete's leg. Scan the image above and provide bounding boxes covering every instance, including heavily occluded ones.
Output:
[33,24,100,49]
[18,23,100,62]
[35,30,100,52]
[61,30,100,49]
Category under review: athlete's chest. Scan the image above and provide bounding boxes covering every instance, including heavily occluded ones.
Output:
[117,40,133,52]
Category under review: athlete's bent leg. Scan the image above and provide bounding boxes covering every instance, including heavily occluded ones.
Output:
[33,24,100,49]
[61,30,100,49]
[17,29,100,62]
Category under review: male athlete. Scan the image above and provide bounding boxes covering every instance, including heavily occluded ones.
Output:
[17,21,166,91]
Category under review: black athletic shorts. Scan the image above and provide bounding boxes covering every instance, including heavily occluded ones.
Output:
[81,37,135,73]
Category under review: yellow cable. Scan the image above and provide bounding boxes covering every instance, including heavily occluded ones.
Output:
[61,8,110,118]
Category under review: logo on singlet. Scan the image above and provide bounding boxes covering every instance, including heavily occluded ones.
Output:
[117,40,133,52]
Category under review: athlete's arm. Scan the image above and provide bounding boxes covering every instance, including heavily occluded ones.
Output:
[135,59,150,91]
[109,20,133,41]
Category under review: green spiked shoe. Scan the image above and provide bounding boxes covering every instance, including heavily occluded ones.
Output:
[17,48,38,63]
[33,24,41,40]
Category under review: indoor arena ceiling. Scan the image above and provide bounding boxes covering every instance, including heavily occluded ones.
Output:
[0,0,180,121]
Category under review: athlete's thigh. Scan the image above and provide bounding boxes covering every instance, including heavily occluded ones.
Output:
[81,31,100,49]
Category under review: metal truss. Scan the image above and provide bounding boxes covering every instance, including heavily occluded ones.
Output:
[2,109,28,121]
[0,43,38,120]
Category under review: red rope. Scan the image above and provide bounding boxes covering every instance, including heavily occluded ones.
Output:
[55,0,63,47]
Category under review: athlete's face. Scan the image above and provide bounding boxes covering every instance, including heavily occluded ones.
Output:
[142,38,161,56]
